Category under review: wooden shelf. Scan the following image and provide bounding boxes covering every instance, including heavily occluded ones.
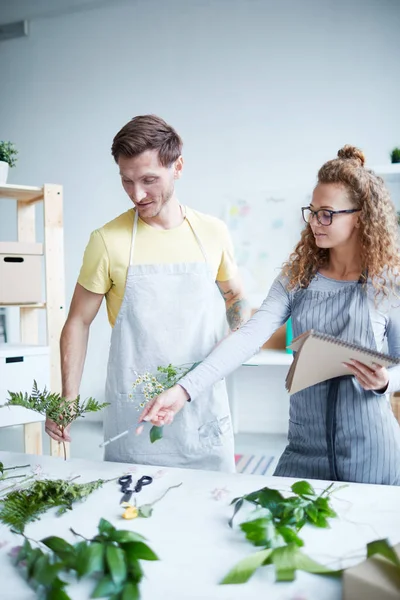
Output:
[0,184,44,203]
[0,182,66,458]
[0,303,46,308]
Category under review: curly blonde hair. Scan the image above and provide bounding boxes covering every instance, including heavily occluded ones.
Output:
[283,145,400,296]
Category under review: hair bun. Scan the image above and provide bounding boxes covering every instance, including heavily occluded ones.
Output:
[337,145,365,167]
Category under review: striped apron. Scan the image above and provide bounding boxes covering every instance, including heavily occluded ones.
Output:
[274,276,400,484]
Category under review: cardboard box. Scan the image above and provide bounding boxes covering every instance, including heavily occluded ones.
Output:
[342,544,400,600]
[0,242,43,304]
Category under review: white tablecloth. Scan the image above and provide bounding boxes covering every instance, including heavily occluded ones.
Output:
[0,451,399,600]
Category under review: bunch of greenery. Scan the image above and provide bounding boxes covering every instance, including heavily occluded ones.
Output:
[222,480,342,584]
[0,476,114,533]
[13,518,158,599]
[390,147,400,164]
[4,381,109,459]
[0,141,18,167]
[130,362,200,443]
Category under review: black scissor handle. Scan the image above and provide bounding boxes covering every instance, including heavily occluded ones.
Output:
[134,475,153,493]
[118,474,132,492]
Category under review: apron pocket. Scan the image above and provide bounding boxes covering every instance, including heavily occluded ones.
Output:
[198,415,232,449]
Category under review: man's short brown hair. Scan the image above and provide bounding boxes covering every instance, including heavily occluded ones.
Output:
[111,114,183,166]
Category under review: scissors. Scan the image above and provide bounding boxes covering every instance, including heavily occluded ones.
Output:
[118,474,153,504]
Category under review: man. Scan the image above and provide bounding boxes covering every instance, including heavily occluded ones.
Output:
[45,115,250,471]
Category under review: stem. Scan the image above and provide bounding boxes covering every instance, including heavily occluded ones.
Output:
[60,425,67,461]
[3,464,30,472]
[70,528,89,541]
[149,482,182,506]
[1,474,27,481]
[0,474,35,496]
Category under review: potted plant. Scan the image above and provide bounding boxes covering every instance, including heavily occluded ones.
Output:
[390,147,400,164]
[0,141,18,184]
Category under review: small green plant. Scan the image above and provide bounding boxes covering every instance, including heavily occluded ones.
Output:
[3,381,109,459]
[0,141,18,167]
[12,518,158,599]
[222,480,343,584]
[390,147,400,164]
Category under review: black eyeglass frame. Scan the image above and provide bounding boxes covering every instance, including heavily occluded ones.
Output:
[301,206,361,226]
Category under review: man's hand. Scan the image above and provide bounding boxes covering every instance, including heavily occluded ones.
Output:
[343,360,389,392]
[45,418,71,442]
[136,385,189,433]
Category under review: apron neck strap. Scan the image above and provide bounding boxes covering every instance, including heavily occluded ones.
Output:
[129,205,210,266]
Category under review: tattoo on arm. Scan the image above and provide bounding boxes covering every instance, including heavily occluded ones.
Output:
[218,286,235,302]
[226,299,251,331]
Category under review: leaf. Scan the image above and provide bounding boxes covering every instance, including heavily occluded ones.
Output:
[124,542,159,562]
[106,544,127,586]
[41,536,74,556]
[240,518,273,547]
[138,504,153,518]
[33,555,64,586]
[305,504,319,524]
[46,585,72,600]
[367,539,400,568]
[77,542,104,578]
[270,544,297,582]
[98,518,115,537]
[291,481,316,497]
[277,525,304,547]
[228,498,244,528]
[111,530,147,544]
[220,549,272,584]
[127,559,144,581]
[91,575,121,598]
[150,426,163,443]
[295,549,342,576]
[122,581,139,600]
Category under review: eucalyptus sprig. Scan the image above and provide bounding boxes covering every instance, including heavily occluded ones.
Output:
[222,480,343,584]
[0,476,115,533]
[3,380,109,459]
[12,518,158,599]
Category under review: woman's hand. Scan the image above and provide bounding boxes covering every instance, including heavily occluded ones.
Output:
[136,385,190,434]
[343,359,389,392]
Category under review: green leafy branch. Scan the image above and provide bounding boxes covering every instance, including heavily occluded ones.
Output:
[12,517,158,599]
[222,480,343,584]
[0,476,115,533]
[3,380,109,459]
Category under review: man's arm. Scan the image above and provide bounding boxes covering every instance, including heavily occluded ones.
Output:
[217,275,251,331]
[45,283,104,442]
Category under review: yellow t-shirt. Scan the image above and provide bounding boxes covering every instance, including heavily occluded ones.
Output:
[78,207,237,327]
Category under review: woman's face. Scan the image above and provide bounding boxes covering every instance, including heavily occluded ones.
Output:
[308,183,360,250]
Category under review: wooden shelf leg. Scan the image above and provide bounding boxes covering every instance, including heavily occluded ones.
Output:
[24,422,43,455]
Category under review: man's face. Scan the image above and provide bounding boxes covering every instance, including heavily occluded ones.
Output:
[118,150,181,218]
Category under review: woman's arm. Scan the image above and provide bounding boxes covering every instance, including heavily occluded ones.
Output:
[138,274,292,428]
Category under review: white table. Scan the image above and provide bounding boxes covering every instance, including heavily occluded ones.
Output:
[0,451,399,599]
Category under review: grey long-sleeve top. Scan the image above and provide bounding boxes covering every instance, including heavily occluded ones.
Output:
[179,272,400,399]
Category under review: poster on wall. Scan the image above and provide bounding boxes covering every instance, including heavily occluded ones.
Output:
[222,188,310,308]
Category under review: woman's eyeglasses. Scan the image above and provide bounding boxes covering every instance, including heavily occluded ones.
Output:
[301,206,361,226]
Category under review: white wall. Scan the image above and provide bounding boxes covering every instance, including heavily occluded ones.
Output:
[1,0,400,427]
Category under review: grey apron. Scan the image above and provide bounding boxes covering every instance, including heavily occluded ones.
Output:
[103,207,235,472]
[275,276,400,484]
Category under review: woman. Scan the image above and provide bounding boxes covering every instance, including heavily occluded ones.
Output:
[139,145,400,484]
